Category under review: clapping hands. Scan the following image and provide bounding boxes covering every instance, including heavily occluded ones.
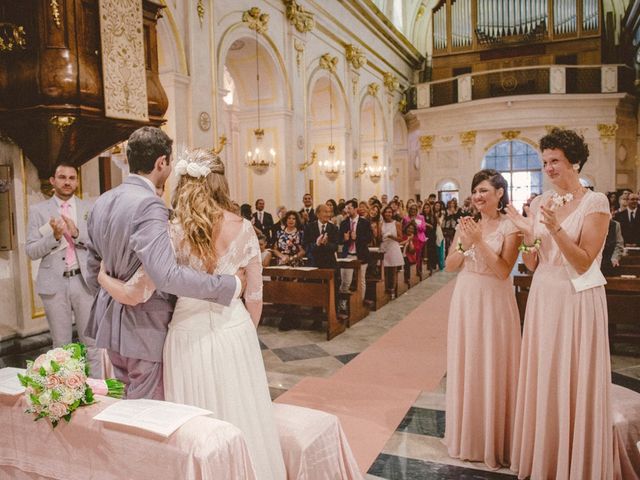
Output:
[458,216,481,248]
[505,203,533,237]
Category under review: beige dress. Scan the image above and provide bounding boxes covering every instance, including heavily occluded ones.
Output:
[444,216,521,469]
[510,190,613,479]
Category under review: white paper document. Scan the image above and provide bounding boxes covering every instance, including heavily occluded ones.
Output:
[93,399,212,437]
[0,367,26,395]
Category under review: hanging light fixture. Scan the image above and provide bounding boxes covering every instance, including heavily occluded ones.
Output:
[318,76,344,180]
[368,101,386,183]
[245,29,276,174]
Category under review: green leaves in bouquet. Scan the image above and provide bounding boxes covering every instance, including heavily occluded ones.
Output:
[84,385,95,405]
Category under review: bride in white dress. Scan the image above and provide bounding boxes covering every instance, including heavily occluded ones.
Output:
[98,149,286,480]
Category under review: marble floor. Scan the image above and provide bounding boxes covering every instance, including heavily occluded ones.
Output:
[2,271,639,479]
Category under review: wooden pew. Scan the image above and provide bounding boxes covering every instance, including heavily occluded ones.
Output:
[620,255,640,266]
[262,267,345,340]
[336,258,368,327]
[397,265,409,297]
[617,265,640,276]
[513,274,640,354]
[365,249,390,310]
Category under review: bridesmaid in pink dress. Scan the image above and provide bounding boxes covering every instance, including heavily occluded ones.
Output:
[506,128,613,479]
[444,169,521,469]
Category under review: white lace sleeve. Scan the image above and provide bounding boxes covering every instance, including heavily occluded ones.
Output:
[244,231,263,303]
[99,265,156,306]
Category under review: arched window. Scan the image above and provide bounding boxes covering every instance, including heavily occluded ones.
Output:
[437,179,459,204]
[483,140,542,212]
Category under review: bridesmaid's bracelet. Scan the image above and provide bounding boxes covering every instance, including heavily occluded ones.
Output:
[518,238,541,254]
[456,241,474,257]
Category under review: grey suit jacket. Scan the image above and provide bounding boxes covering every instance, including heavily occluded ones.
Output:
[85,175,237,362]
[25,195,91,295]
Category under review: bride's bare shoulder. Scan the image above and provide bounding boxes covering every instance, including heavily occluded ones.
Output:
[222,210,243,222]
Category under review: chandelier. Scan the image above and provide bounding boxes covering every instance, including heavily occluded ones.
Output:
[245,30,276,174]
[354,101,386,183]
[318,77,344,180]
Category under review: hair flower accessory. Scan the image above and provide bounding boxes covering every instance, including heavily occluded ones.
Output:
[175,149,212,178]
[174,159,189,176]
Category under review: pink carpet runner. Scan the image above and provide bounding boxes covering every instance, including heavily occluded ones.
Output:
[276,280,455,472]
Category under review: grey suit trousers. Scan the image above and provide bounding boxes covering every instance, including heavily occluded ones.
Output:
[39,274,102,377]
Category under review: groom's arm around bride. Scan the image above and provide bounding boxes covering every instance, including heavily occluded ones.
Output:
[84,127,243,400]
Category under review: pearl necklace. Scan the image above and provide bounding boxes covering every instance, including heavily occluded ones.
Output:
[551,186,584,208]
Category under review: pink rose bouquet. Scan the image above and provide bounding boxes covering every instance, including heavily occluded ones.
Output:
[18,343,124,428]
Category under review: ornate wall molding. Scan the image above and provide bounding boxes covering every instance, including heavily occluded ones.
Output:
[197,0,205,27]
[419,135,434,152]
[242,7,270,34]
[283,0,315,33]
[459,130,477,148]
[545,124,565,133]
[319,53,338,73]
[345,44,366,69]
[398,97,407,113]
[367,83,379,97]
[99,0,149,121]
[383,72,399,93]
[501,130,520,140]
[597,123,618,143]
[294,39,304,74]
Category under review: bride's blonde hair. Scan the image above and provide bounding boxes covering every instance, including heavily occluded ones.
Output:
[171,148,236,272]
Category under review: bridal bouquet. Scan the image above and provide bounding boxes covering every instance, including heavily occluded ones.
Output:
[17,343,124,428]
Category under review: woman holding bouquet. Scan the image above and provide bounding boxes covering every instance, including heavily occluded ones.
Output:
[506,128,613,479]
[444,169,521,469]
[97,149,286,480]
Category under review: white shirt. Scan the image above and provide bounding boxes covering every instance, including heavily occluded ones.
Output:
[53,195,79,270]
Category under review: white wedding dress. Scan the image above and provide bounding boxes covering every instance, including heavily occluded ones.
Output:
[102,216,286,480]
[163,218,286,480]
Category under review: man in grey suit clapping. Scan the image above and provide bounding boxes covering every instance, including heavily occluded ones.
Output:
[85,127,244,399]
[26,164,102,377]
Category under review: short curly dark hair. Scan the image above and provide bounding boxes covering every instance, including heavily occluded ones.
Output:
[539,128,589,172]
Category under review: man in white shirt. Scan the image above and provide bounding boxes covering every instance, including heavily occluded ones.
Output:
[252,198,274,243]
[25,164,102,377]
[299,193,317,223]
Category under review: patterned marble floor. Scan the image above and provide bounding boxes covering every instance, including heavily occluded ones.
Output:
[2,271,639,479]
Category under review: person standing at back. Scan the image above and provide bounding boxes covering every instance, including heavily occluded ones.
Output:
[26,164,103,377]
[614,192,640,245]
[339,199,371,304]
[300,193,317,223]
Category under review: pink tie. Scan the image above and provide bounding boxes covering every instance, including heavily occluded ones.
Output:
[61,202,76,268]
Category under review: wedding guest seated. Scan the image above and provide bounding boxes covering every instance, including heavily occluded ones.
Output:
[258,233,273,268]
[272,210,305,266]
[601,218,624,276]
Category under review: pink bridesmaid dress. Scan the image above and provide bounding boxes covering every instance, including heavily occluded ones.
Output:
[445,216,521,469]
[510,190,614,479]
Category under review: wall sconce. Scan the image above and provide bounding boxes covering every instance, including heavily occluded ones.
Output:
[299,149,317,171]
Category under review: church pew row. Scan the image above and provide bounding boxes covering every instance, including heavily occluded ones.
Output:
[513,274,640,354]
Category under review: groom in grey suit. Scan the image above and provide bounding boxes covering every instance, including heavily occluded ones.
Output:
[85,127,242,399]
[26,164,102,377]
